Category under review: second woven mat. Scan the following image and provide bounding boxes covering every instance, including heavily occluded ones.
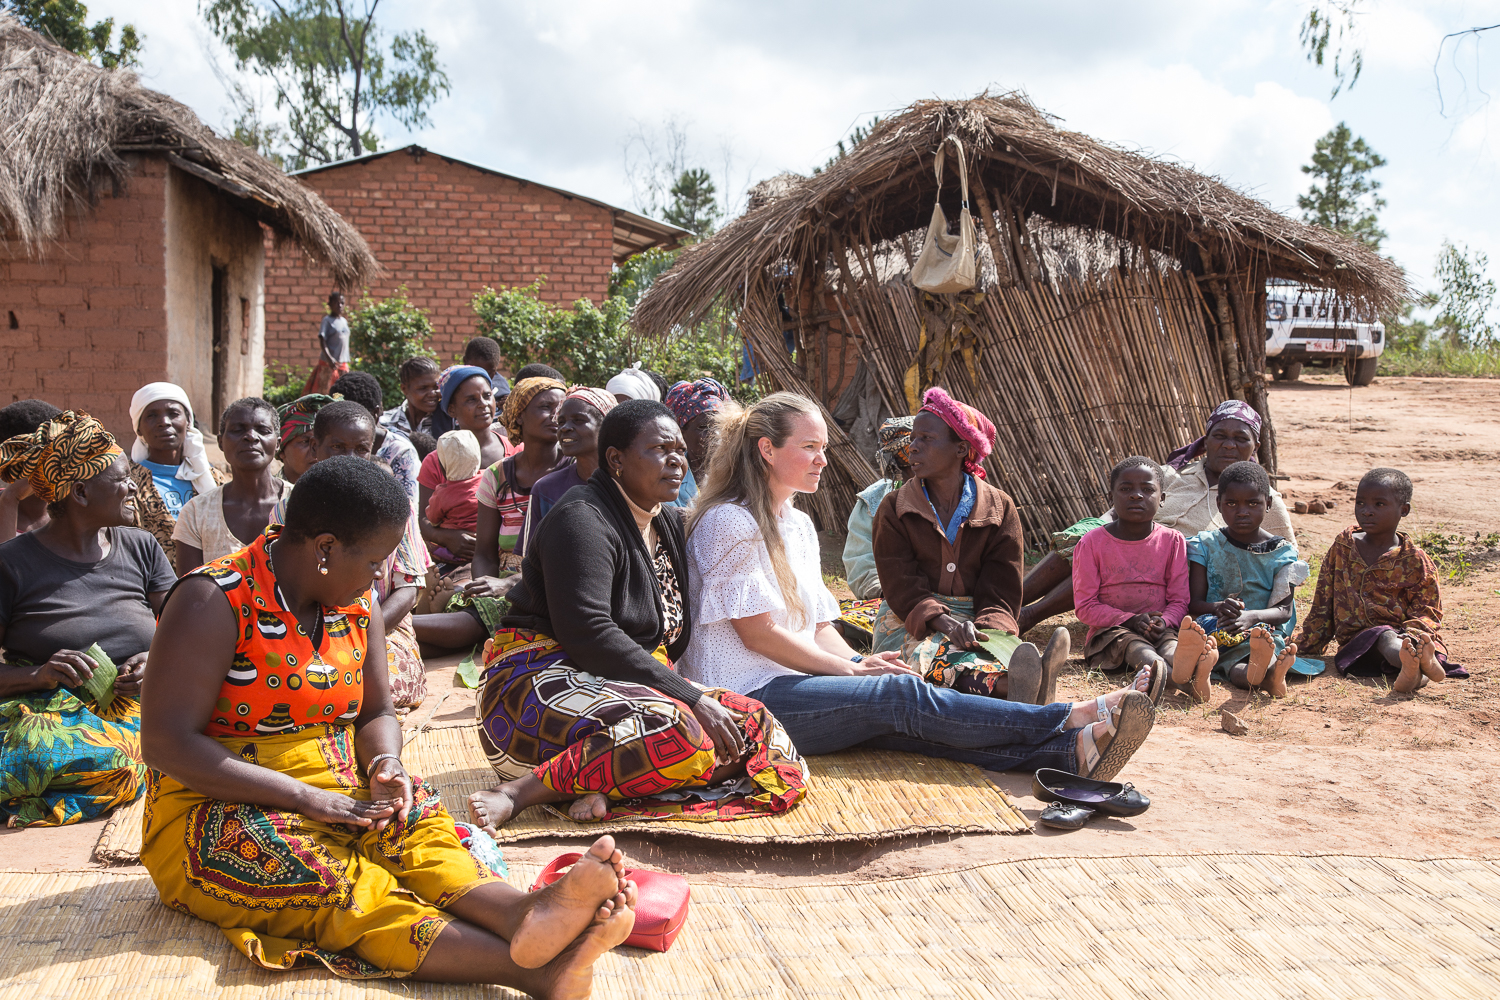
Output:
[407,723,1028,843]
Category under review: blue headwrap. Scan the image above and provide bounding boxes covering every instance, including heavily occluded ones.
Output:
[431,365,493,437]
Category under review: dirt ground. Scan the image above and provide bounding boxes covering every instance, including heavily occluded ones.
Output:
[5,373,1498,883]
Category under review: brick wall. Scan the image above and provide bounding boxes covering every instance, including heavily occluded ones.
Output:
[1,154,169,445]
[265,149,618,371]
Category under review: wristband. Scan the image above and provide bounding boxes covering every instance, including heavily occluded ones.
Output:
[850,654,864,664]
[365,752,402,778]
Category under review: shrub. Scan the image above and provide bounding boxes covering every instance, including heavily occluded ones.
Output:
[263,362,310,407]
[1378,343,1500,379]
[349,288,438,405]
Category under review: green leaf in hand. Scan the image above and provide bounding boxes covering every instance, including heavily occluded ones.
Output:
[80,643,118,713]
[976,629,1023,663]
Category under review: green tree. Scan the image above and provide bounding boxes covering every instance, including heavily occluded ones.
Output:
[347,287,437,404]
[1433,241,1496,347]
[4,0,141,67]
[813,115,881,174]
[662,168,721,240]
[1297,123,1386,249]
[201,0,449,168]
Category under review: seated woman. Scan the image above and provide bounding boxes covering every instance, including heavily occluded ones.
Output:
[273,402,434,714]
[523,386,615,535]
[333,371,423,504]
[127,382,219,564]
[663,376,731,509]
[0,399,62,541]
[1017,400,1296,634]
[275,394,335,485]
[467,400,807,833]
[842,416,913,602]
[173,398,291,573]
[872,389,1069,703]
[0,412,173,826]
[416,367,511,608]
[141,456,636,988]
[464,376,567,594]
[678,393,1155,782]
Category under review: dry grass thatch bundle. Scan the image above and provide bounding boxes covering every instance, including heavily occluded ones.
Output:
[635,91,1406,336]
[0,16,377,287]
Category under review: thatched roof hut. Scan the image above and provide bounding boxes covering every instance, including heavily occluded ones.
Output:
[636,93,1406,537]
[0,17,377,286]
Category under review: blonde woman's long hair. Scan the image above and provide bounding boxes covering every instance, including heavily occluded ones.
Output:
[687,392,823,630]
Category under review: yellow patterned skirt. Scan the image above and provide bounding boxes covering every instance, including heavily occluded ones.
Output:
[140,723,497,978]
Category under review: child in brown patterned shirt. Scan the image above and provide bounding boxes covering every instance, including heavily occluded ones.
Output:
[1295,468,1463,693]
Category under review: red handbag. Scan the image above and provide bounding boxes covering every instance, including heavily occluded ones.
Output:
[529,853,691,953]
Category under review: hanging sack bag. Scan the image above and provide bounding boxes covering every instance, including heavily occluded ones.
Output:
[911,136,977,293]
[530,852,691,953]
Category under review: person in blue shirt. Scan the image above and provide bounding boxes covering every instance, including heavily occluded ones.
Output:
[126,383,216,562]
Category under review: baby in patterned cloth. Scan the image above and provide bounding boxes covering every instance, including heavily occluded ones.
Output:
[1294,467,1462,694]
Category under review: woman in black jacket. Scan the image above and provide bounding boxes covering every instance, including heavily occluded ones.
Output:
[467,400,807,833]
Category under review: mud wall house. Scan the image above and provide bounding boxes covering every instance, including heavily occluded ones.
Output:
[636,94,1407,537]
[263,145,689,369]
[0,18,377,444]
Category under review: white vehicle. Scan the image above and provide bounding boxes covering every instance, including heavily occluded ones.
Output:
[1264,282,1384,386]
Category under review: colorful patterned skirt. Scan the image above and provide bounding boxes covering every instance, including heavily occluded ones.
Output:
[871,595,1019,697]
[385,615,427,714]
[476,628,808,822]
[140,723,496,979]
[0,686,145,827]
[301,358,349,396]
[834,598,883,652]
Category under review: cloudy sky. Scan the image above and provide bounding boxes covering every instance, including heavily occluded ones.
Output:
[94,0,1498,299]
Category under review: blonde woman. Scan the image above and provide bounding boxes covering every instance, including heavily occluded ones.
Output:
[679,393,1155,780]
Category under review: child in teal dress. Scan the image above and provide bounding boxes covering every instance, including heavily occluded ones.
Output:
[1183,462,1314,697]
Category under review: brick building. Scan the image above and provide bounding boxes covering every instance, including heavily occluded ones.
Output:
[265,145,688,369]
[0,19,375,443]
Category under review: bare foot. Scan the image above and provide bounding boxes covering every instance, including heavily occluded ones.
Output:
[468,786,519,838]
[535,892,636,1000]
[1173,616,1210,686]
[1265,641,1298,698]
[1245,626,1275,688]
[567,794,610,823]
[1185,638,1217,704]
[1393,635,1422,694]
[510,835,628,970]
[1416,633,1445,684]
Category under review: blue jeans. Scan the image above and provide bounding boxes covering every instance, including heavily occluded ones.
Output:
[749,673,1079,774]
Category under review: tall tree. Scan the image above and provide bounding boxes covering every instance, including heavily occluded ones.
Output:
[1297,123,1386,249]
[201,0,448,168]
[663,168,721,240]
[1433,241,1496,347]
[4,0,141,67]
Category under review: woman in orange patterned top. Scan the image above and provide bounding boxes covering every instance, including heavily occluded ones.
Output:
[141,456,636,995]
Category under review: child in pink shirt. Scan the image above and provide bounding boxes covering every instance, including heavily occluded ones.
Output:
[425,430,482,563]
[1072,456,1195,702]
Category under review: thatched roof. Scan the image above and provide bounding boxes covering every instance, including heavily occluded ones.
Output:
[636,92,1407,333]
[0,17,378,287]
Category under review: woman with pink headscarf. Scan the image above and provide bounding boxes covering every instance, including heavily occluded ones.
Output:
[870,388,1070,704]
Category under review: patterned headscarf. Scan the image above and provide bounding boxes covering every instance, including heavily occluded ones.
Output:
[0,410,122,503]
[277,394,337,453]
[1165,400,1264,470]
[665,377,731,427]
[919,387,996,480]
[875,415,915,481]
[564,385,617,417]
[501,376,566,437]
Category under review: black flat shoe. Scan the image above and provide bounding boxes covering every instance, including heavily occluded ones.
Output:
[1032,767,1151,818]
[1039,801,1095,830]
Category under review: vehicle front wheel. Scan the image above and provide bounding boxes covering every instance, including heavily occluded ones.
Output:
[1281,361,1303,382]
[1345,356,1378,386]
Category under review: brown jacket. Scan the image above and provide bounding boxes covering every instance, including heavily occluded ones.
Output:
[872,476,1024,639]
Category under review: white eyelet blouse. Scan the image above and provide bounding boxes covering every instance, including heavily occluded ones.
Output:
[678,501,840,696]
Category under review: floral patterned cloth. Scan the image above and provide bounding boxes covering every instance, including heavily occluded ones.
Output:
[0,685,144,827]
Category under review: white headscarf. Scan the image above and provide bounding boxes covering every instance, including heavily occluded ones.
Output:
[606,364,660,401]
[128,382,213,495]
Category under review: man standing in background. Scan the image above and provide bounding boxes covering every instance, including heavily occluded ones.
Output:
[301,290,351,395]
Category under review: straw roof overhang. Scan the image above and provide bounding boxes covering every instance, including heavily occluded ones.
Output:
[636,93,1407,334]
[0,17,378,287]
[294,144,692,264]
